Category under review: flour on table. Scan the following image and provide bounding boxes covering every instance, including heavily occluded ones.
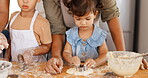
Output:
[10,63,51,78]
[66,68,93,76]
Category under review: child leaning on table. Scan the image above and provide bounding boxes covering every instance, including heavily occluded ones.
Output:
[63,0,108,68]
[4,0,52,63]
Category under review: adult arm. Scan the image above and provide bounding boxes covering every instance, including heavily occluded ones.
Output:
[0,0,9,32]
[100,0,147,69]
[100,0,125,51]
[107,17,125,51]
[43,0,66,74]
[51,35,64,58]
[43,0,66,35]
[0,0,9,53]
[45,35,64,74]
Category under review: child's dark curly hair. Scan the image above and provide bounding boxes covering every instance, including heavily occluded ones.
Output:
[63,0,99,16]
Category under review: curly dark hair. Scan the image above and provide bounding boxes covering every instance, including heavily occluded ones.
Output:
[63,0,99,16]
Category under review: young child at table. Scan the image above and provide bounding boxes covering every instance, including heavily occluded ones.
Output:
[5,0,52,63]
[63,0,108,68]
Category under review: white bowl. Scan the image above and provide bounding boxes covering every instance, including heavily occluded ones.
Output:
[0,60,12,78]
[107,51,143,77]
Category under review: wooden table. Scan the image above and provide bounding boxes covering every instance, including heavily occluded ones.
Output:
[9,62,148,78]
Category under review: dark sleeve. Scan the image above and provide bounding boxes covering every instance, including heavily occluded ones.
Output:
[99,0,120,22]
[43,0,66,35]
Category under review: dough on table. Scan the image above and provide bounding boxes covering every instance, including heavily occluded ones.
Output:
[66,67,93,76]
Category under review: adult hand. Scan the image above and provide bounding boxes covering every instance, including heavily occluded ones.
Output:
[0,33,9,54]
[22,48,34,64]
[140,59,148,70]
[84,58,96,68]
[45,57,63,75]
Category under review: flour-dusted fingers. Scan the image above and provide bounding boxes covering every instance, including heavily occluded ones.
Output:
[84,60,91,68]
[22,48,34,64]
[45,60,57,75]
[51,57,63,73]
[142,59,148,69]
[87,62,92,68]
[72,56,80,66]
[89,61,96,68]
[85,59,96,68]
[51,61,61,73]
[45,64,57,75]
[57,58,63,71]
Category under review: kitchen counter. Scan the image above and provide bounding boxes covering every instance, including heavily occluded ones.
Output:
[9,62,148,78]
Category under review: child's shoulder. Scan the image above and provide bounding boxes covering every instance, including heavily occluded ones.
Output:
[34,14,50,29]
[69,26,78,31]
[66,26,78,35]
[10,11,20,20]
[35,14,49,26]
[67,26,77,32]
[11,11,19,16]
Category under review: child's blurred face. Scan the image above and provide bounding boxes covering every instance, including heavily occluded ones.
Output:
[17,0,40,12]
[74,12,97,30]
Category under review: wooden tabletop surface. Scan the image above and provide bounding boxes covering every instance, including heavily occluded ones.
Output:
[9,62,148,78]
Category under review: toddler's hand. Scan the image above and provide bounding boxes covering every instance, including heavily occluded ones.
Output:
[84,59,96,68]
[22,48,35,64]
[71,56,80,66]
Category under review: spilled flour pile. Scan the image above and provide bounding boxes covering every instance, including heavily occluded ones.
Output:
[10,62,51,78]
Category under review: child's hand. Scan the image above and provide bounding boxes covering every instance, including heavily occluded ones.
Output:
[22,48,35,64]
[84,58,96,68]
[71,56,80,66]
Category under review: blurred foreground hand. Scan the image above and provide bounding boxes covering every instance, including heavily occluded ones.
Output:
[0,33,9,54]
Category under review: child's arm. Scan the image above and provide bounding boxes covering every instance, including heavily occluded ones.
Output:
[23,43,51,56]
[95,41,108,66]
[85,41,108,68]
[63,41,80,66]
[33,43,51,55]
[23,43,51,64]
